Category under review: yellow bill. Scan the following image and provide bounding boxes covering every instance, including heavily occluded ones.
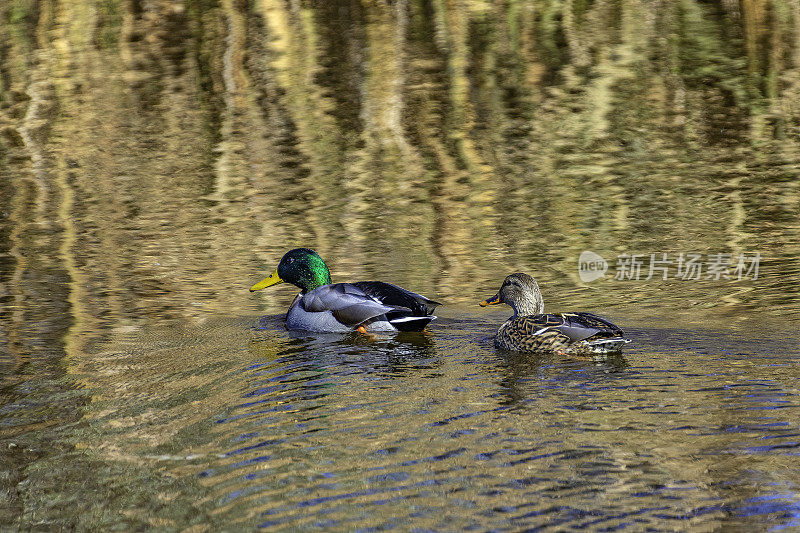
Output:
[250,269,283,292]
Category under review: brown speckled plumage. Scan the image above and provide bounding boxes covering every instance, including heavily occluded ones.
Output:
[481,273,629,355]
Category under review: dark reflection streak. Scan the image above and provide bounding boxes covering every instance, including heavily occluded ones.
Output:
[245,372,328,388]
[403,0,450,292]
[1,160,27,372]
[311,0,366,138]
[224,438,284,457]
[185,0,224,147]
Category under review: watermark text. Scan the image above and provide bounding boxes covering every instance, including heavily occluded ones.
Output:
[578,251,760,282]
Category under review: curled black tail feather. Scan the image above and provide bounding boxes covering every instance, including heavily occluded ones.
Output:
[387,314,436,332]
[352,281,440,316]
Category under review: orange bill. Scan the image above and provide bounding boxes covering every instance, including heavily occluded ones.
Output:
[479,293,501,306]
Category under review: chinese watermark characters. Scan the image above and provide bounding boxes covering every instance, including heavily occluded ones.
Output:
[578,251,760,283]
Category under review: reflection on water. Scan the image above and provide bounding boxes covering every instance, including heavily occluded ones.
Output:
[2,0,799,329]
[1,0,800,529]
[6,315,800,530]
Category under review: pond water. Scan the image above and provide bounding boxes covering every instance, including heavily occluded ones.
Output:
[7,313,800,531]
[2,0,800,530]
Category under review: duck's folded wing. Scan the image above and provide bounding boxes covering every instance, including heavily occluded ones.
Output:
[553,321,604,342]
[351,281,440,316]
[301,283,395,327]
[516,313,617,343]
[554,312,624,341]
[567,312,624,336]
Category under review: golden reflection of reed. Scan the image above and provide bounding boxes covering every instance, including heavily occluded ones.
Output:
[202,0,283,318]
[1,0,799,340]
[47,0,108,361]
[343,0,439,285]
[517,0,643,284]
[18,74,53,220]
[257,0,345,256]
[3,163,33,373]
[17,19,86,360]
[403,0,504,299]
[213,0,249,204]
[343,0,409,266]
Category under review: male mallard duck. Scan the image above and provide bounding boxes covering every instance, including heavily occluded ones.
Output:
[480,273,629,355]
[250,248,440,333]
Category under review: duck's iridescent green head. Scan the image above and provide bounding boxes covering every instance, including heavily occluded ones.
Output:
[250,248,332,293]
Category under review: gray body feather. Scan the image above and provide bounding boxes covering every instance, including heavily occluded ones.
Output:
[285,282,439,332]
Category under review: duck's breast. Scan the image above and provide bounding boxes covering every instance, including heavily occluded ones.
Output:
[285,296,351,332]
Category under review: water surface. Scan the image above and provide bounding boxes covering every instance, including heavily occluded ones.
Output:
[2,0,800,530]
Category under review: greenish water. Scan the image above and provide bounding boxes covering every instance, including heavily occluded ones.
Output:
[2,0,800,530]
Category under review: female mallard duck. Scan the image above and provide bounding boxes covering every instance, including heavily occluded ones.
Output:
[250,248,440,333]
[480,273,629,355]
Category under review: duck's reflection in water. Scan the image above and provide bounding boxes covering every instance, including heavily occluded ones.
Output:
[492,349,629,409]
[251,313,440,375]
